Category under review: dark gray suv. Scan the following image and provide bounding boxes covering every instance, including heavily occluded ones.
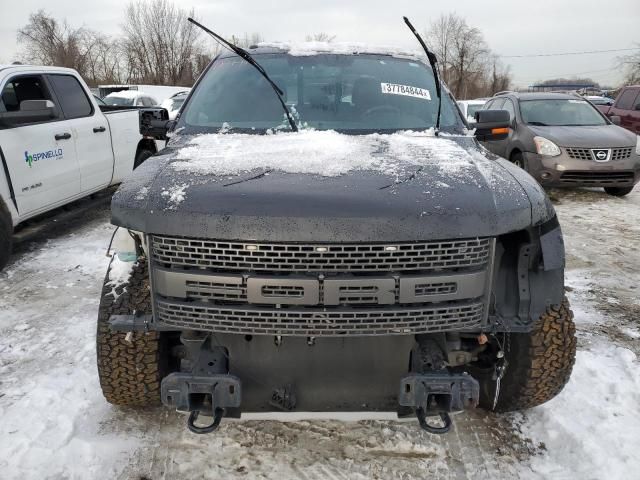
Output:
[480,92,640,196]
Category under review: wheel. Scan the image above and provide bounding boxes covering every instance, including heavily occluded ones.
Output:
[0,207,13,271]
[604,186,634,197]
[133,149,154,169]
[96,257,172,406]
[478,297,576,412]
[511,152,528,171]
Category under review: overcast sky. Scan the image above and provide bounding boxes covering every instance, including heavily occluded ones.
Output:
[1,0,638,88]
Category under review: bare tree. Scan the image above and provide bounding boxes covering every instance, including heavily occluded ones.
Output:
[17,10,92,77]
[620,46,640,85]
[425,13,510,99]
[425,13,462,85]
[121,0,203,86]
[305,32,336,43]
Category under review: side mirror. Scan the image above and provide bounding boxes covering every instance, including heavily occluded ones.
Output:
[0,99,57,126]
[610,115,621,126]
[635,104,640,111]
[474,109,510,141]
[139,108,170,140]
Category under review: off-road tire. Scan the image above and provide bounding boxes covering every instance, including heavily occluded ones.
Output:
[480,297,576,412]
[133,149,154,169]
[0,206,12,271]
[96,258,168,406]
[604,186,634,197]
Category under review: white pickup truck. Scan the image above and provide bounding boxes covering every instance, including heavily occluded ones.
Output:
[0,65,167,270]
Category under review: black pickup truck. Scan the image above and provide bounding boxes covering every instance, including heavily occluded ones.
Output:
[96,25,575,434]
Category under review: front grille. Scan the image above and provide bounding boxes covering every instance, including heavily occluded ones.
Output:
[560,171,634,184]
[156,300,485,336]
[565,147,633,161]
[151,236,492,273]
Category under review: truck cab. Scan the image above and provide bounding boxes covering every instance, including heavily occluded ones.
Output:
[0,65,167,270]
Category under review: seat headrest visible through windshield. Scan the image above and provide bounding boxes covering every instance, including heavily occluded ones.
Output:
[352,76,383,110]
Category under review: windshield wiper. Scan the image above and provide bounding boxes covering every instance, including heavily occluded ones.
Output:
[527,121,549,126]
[403,16,442,136]
[187,18,298,132]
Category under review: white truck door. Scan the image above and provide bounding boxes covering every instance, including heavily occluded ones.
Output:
[0,74,80,217]
[47,74,113,193]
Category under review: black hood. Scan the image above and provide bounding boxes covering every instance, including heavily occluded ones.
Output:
[112,133,553,242]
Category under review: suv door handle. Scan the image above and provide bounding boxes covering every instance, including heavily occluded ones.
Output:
[93,126,106,133]
[55,133,71,140]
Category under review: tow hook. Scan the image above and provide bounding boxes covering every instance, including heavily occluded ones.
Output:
[161,373,242,435]
[187,407,225,434]
[399,373,479,435]
[416,408,453,434]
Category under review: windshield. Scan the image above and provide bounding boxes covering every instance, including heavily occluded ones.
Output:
[179,53,463,134]
[104,96,135,106]
[520,99,607,126]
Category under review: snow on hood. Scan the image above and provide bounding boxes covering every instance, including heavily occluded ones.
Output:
[258,41,424,59]
[172,130,482,182]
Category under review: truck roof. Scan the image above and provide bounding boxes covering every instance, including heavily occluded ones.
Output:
[0,64,81,76]
[223,42,425,61]
[503,92,585,101]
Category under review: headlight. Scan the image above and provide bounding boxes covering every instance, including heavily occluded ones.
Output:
[533,136,561,157]
[636,135,640,155]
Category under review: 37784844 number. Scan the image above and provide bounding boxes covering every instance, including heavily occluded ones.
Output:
[380,82,431,100]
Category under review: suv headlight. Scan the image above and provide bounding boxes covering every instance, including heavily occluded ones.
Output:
[533,136,561,157]
[636,135,640,155]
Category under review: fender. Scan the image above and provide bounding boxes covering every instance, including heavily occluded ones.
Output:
[0,144,18,225]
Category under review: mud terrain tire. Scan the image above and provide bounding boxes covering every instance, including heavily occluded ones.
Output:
[97,258,168,406]
[481,298,577,412]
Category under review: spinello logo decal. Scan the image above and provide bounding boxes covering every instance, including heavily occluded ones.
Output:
[24,148,63,168]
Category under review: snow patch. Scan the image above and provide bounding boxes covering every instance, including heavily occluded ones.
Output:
[172,129,485,183]
[106,255,135,298]
[258,41,424,59]
[518,344,640,479]
[161,183,188,208]
[134,186,149,201]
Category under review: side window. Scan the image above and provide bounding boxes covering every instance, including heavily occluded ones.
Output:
[502,99,516,120]
[48,74,93,119]
[615,89,639,110]
[1,75,53,113]
[484,100,495,110]
[633,92,640,111]
[490,98,505,110]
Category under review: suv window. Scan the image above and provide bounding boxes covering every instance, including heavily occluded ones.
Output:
[615,88,639,110]
[48,74,93,119]
[502,98,516,120]
[1,75,54,113]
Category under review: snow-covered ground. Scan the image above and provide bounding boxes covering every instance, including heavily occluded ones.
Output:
[0,187,638,479]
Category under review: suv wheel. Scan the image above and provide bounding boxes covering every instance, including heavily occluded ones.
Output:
[96,258,174,406]
[511,152,528,171]
[604,186,634,197]
[478,297,576,412]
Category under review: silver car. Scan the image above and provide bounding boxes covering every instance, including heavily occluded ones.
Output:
[480,92,640,196]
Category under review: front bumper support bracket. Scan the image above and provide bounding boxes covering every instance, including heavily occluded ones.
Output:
[399,373,479,434]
